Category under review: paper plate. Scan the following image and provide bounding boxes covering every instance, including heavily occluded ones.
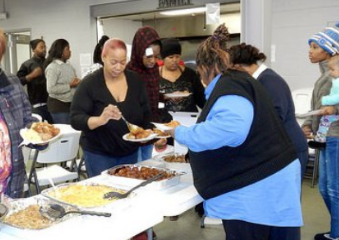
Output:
[122,133,157,142]
[164,92,191,98]
[19,128,61,146]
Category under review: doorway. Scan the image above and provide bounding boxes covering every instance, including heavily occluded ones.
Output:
[2,30,31,74]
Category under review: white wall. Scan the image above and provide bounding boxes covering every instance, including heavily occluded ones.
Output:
[0,0,338,91]
[271,0,339,91]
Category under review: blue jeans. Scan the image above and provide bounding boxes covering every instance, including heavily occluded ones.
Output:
[83,150,138,177]
[319,137,339,238]
[137,144,153,162]
[51,112,70,124]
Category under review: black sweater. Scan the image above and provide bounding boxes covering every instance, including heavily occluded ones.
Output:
[189,70,297,200]
[70,69,151,156]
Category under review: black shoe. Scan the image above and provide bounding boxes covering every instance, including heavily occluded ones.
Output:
[308,141,326,149]
[314,232,331,240]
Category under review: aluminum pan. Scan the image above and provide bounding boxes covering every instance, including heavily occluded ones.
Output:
[0,196,75,230]
[41,182,134,212]
[103,164,182,190]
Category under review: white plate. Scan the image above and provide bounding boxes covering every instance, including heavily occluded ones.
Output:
[296,110,323,118]
[19,127,62,146]
[122,133,157,142]
[164,92,191,98]
[151,122,173,131]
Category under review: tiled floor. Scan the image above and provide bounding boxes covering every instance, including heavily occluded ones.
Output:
[153,179,330,240]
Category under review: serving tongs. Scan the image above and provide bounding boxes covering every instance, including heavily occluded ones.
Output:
[39,203,111,220]
[103,173,165,200]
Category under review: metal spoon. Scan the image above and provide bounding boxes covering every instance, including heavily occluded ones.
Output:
[41,203,111,219]
[103,173,164,200]
[120,115,140,133]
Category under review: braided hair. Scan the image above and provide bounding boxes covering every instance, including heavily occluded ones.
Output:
[196,23,230,82]
[228,43,267,66]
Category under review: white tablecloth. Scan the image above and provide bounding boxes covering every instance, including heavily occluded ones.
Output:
[0,160,203,240]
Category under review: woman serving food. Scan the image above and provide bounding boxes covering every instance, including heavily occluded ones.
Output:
[70,38,153,177]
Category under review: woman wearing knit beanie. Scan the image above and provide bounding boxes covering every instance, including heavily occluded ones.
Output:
[302,22,339,240]
[159,38,206,113]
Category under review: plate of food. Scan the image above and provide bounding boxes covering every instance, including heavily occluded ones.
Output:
[164,91,191,98]
[19,122,61,146]
[151,120,181,131]
[153,128,171,138]
[122,131,157,142]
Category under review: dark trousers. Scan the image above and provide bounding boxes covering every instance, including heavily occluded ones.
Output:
[32,105,54,123]
[222,220,300,240]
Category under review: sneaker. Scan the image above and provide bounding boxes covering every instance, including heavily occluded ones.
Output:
[314,232,332,240]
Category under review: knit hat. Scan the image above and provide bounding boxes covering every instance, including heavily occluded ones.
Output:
[309,22,339,56]
[161,38,181,59]
[30,39,44,50]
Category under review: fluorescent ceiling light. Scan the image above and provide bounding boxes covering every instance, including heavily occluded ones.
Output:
[160,7,206,16]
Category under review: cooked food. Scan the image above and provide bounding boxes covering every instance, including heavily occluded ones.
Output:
[164,120,180,128]
[108,166,175,180]
[153,128,170,137]
[23,122,60,142]
[3,205,53,229]
[47,184,124,207]
[163,154,186,163]
[126,127,153,140]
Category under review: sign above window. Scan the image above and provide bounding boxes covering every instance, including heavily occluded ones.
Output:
[158,0,192,9]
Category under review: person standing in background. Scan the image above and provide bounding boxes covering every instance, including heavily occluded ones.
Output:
[302,22,339,240]
[0,28,37,198]
[127,26,167,161]
[45,39,80,124]
[228,43,308,180]
[159,38,205,113]
[17,39,53,123]
[84,35,109,75]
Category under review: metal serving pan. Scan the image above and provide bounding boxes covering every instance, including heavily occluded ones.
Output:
[41,182,134,213]
[102,164,183,190]
[0,196,75,230]
[152,153,192,174]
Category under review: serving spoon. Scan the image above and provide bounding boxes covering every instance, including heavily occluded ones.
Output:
[40,203,111,219]
[103,173,164,200]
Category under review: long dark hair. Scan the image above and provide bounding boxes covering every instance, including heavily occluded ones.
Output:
[93,35,109,65]
[44,39,69,68]
[228,43,267,65]
[196,23,230,80]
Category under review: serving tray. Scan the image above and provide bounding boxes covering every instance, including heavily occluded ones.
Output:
[102,164,182,190]
[41,182,134,213]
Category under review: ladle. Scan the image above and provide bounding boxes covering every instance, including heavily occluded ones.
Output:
[103,173,164,200]
[41,203,111,219]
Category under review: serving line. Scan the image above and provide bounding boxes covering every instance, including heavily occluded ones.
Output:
[0,159,203,240]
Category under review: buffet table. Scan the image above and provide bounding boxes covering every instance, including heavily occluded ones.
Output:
[0,159,203,240]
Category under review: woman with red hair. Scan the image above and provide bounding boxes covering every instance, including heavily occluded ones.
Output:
[71,38,152,177]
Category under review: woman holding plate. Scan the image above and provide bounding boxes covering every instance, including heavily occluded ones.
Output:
[70,38,152,177]
[159,38,205,112]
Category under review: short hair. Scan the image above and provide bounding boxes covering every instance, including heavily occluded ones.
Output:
[30,39,45,50]
[101,38,127,58]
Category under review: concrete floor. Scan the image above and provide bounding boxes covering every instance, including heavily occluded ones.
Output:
[153,179,329,240]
